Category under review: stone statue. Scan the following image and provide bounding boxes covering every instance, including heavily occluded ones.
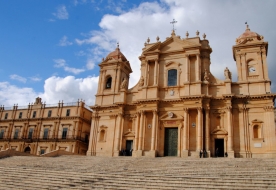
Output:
[139,76,144,87]
[120,78,128,89]
[204,69,209,81]
[34,97,42,105]
[224,67,232,80]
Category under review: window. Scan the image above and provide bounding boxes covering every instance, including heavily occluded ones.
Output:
[28,128,33,139]
[66,109,70,117]
[43,128,49,139]
[40,149,45,155]
[48,110,52,117]
[32,111,36,118]
[4,113,8,120]
[168,69,177,86]
[62,128,68,139]
[253,125,261,138]
[99,130,105,142]
[106,77,112,89]
[19,112,22,119]
[14,129,19,139]
[0,129,4,139]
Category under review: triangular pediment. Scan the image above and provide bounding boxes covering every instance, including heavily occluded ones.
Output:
[123,131,135,137]
[143,36,201,54]
[160,111,183,120]
[211,127,228,135]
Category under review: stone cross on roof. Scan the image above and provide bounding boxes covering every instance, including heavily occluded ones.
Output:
[170,19,177,31]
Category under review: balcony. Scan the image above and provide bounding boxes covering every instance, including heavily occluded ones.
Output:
[0,135,88,144]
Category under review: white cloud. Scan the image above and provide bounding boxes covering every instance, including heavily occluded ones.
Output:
[0,76,99,107]
[75,0,276,90]
[10,74,27,83]
[74,0,87,6]
[53,59,66,68]
[53,59,85,74]
[58,36,73,46]
[29,76,42,82]
[64,66,85,74]
[52,5,69,20]
[42,76,98,106]
[86,59,95,70]
[0,82,41,106]
[75,50,86,56]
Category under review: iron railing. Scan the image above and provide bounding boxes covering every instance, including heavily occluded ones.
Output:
[0,135,89,143]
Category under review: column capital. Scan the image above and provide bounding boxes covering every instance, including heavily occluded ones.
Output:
[197,107,202,111]
[263,106,274,112]
[152,109,158,114]
[183,108,189,112]
[139,110,145,115]
[225,106,232,110]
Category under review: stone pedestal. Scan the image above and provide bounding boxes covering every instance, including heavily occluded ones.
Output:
[134,150,143,157]
[227,151,235,158]
[113,150,120,157]
[148,150,156,157]
[181,150,189,158]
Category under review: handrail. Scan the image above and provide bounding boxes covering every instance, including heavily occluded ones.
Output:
[0,135,89,143]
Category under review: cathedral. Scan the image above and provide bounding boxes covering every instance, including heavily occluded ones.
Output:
[87,25,276,158]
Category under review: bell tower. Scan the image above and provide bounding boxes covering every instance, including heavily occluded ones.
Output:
[233,25,270,94]
[95,44,132,106]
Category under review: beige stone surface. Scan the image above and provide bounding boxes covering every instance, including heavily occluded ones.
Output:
[88,25,276,158]
[0,98,92,155]
[0,156,276,189]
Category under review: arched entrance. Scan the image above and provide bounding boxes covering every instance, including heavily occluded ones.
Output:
[211,127,228,157]
[24,147,31,154]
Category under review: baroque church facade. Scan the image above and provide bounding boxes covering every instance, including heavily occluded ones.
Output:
[87,25,276,158]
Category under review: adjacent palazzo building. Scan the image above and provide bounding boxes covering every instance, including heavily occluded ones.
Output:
[0,97,92,155]
[87,25,276,158]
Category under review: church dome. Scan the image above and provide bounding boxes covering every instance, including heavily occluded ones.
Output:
[236,25,263,44]
[106,44,127,61]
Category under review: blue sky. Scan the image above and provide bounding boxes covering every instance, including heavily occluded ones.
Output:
[1,0,276,106]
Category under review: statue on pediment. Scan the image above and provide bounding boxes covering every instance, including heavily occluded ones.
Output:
[120,78,128,89]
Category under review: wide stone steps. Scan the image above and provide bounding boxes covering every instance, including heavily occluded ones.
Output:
[0,156,276,189]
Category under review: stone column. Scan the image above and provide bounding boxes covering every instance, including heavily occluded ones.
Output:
[182,108,189,157]
[261,50,269,80]
[226,106,234,158]
[257,52,264,79]
[134,112,140,151]
[136,111,144,157]
[144,61,149,86]
[74,121,79,137]
[236,54,242,81]
[87,114,99,156]
[196,107,203,151]
[154,59,158,85]
[115,113,123,152]
[185,55,190,82]
[150,110,157,152]
[205,108,210,152]
[196,54,201,81]
[241,54,247,81]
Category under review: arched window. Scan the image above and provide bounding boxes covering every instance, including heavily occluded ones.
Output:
[253,125,261,138]
[106,77,112,89]
[168,69,177,86]
[99,130,105,142]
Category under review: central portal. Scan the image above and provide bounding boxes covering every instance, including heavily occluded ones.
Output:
[215,139,224,157]
[164,128,178,156]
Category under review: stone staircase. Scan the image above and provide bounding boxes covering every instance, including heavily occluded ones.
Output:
[0,156,276,189]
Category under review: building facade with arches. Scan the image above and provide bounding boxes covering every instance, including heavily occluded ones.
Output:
[0,97,92,155]
[87,25,276,158]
